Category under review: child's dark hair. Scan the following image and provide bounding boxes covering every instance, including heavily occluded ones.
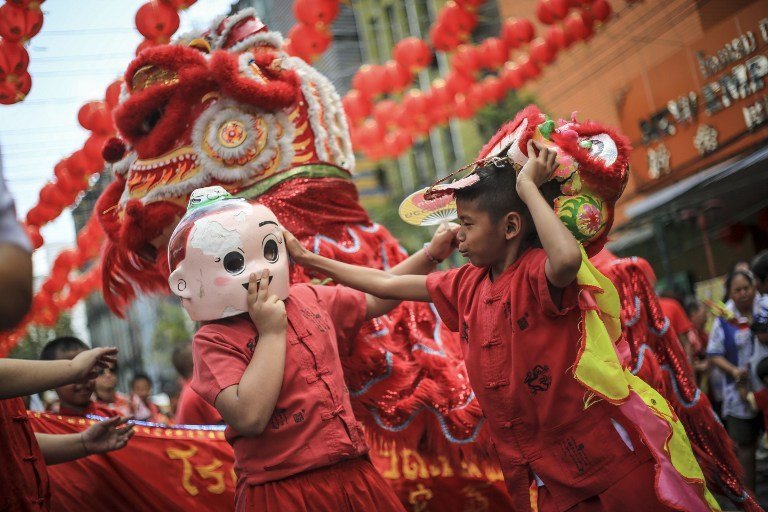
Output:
[40,336,89,361]
[131,372,153,387]
[755,357,768,382]
[453,162,560,249]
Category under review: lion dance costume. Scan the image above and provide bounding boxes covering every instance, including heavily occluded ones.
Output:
[95,9,507,510]
[469,105,757,510]
[93,9,755,511]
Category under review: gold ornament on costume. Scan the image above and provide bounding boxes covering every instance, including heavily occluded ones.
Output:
[218,120,247,148]
[131,65,179,91]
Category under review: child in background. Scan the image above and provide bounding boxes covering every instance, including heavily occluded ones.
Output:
[40,337,118,418]
[94,360,131,417]
[741,357,768,432]
[167,187,458,511]
[129,373,165,422]
[286,140,716,511]
[172,344,221,425]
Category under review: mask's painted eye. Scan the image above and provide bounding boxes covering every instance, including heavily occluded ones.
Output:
[223,251,245,275]
[263,238,279,263]
[589,139,604,156]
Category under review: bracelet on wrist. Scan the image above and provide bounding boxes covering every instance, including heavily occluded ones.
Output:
[422,243,444,264]
[80,432,90,455]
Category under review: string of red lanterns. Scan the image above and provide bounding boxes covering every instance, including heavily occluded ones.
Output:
[0,0,45,104]
[349,0,614,160]
[0,0,194,353]
[283,0,341,63]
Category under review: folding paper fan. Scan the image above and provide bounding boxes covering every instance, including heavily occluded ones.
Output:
[399,187,458,226]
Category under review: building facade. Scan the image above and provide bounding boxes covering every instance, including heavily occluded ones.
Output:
[498,0,768,288]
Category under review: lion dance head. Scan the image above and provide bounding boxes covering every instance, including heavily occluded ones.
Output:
[96,9,354,314]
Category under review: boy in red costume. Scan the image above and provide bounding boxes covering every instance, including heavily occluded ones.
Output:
[167,187,458,511]
[286,140,717,511]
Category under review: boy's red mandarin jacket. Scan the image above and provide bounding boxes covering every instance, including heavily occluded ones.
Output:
[427,249,651,511]
[192,283,369,490]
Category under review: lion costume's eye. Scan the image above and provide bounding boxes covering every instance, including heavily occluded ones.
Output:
[585,134,618,166]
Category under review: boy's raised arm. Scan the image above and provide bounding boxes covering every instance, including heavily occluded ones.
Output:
[516,140,582,289]
[363,223,459,318]
[286,231,436,305]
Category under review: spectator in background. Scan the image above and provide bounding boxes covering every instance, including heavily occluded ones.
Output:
[752,250,768,295]
[129,373,163,422]
[172,344,222,425]
[40,337,118,418]
[707,269,768,490]
[94,360,130,417]
[724,260,752,302]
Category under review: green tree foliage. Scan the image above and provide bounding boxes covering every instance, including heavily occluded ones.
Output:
[151,300,193,377]
[475,90,542,143]
[10,313,75,360]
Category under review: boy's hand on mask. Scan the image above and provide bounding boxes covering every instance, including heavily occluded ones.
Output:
[429,222,460,261]
[247,270,287,336]
[283,230,311,265]
[516,140,559,192]
[70,347,118,383]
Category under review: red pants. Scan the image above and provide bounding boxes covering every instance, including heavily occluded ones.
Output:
[536,459,678,512]
[236,456,405,512]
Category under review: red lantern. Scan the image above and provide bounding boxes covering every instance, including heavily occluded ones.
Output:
[565,11,593,41]
[287,24,332,61]
[499,62,523,90]
[342,90,372,124]
[25,225,42,250]
[135,1,180,42]
[450,44,481,74]
[352,65,385,98]
[544,25,568,50]
[501,18,535,49]
[39,183,69,209]
[401,90,429,118]
[429,22,462,52]
[292,0,339,28]
[0,69,31,104]
[373,100,400,128]
[382,60,411,93]
[453,94,475,120]
[0,41,29,80]
[438,3,477,37]
[549,0,572,20]
[481,76,505,103]
[89,104,115,135]
[67,150,92,178]
[535,1,555,24]
[478,37,509,70]
[392,37,432,71]
[354,119,385,148]
[466,83,488,111]
[84,134,108,165]
[444,70,473,97]
[518,55,541,80]
[0,3,43,42]
[590,0,612,22]
[430,78,453,105]
[105,80,122,110]
[529,37,556,65]
[77,101,102,131]
[160,0,197,8]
